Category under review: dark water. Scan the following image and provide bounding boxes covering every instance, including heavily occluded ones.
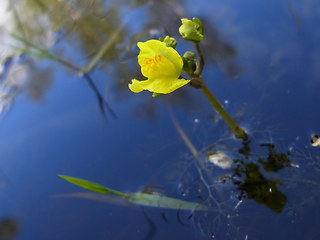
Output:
[0,0,320,239]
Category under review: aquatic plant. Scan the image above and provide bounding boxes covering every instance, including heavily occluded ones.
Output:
[129,18,248,141]
[58,175,208,211]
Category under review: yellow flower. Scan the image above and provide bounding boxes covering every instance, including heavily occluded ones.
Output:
[128,40,190,94]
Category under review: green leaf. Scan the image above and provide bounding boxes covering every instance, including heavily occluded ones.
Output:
[58,175,128,198]
[129,192,208,210]
[59,175,208,211]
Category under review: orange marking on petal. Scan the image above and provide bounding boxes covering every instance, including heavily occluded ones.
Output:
[141,55,165,77]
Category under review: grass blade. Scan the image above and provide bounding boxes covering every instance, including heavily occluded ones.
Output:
[58,175,128,198]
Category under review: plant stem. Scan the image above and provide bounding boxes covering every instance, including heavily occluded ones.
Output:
[199,78,248,141]
[194,43,204,76]
[192,42,248,140]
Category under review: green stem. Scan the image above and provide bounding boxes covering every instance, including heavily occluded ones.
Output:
[199,78,248,141]
[194,43,204,76]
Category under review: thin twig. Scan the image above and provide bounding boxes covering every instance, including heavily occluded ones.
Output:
[83,73,117,119]
[10,34,117,119]
[80,16,130,74]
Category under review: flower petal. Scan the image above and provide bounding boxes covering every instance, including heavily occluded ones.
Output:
[129,77,190,94]
[137,40,183,77]
[140,55,177,79]
[128,79,144,93]
[129,39,190,95]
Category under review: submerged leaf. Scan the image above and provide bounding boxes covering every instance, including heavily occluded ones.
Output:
[207,150,233,169]
[311,134,320,147]
[129,192,208,210]
[59,175,208,211]
[54,192,132,207]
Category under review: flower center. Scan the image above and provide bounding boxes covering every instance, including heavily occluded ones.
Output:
[141,55,163,77]
[141,55,176,78]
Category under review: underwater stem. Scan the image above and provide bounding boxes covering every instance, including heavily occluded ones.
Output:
[199,79,248,141]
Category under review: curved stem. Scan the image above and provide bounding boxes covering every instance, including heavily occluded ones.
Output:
[194,43,204,75]
[199,78,248,141]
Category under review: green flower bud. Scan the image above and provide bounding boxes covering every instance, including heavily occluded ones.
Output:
[179,18,203,43]
[182,51,197,75]
[159,36,177,48]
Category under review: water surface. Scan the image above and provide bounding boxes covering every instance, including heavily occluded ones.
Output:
[0,0,320,239]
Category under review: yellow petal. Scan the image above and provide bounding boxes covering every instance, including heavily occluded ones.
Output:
[128,79,144,93]
[137,40,183,77]
[129,77,190,94]
[129,39,190,95]
[140,55,176,79]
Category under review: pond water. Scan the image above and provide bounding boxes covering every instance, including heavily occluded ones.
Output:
[1,0,320,239]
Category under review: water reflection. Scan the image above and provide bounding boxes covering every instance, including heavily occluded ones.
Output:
[1,0,320,239]
[170,106,293,237]
[0,217,19,240]
[1,0,241,120]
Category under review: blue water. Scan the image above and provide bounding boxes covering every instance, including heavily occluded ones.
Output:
[0,0,320,239]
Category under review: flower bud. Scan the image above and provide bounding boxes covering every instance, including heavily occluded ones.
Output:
[179,18,203,43]
[159,36,177,48]
[182,51,196,75]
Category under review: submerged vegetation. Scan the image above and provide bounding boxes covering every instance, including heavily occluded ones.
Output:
[59,175,208,211]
